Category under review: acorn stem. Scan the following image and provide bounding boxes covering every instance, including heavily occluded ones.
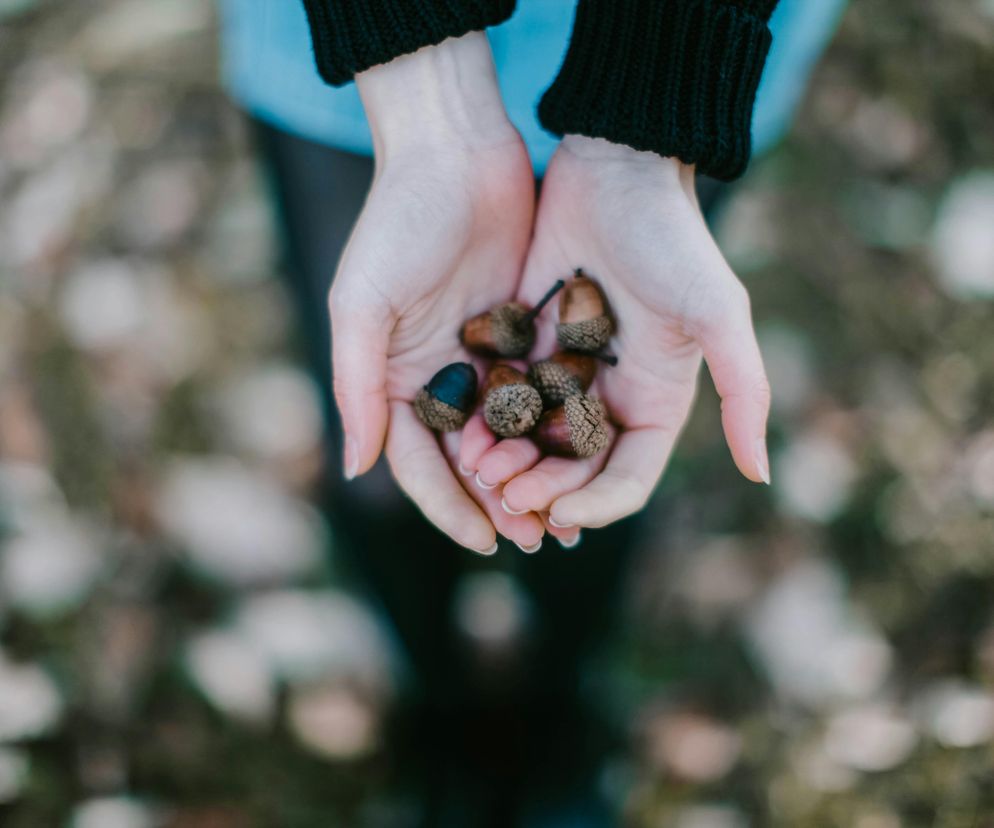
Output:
[518,279,566,328]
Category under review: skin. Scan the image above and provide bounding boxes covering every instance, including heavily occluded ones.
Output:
[332,33,553,553]
[335,34,770,550]
[470,136,772,529]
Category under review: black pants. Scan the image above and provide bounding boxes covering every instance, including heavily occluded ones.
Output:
[255,121,645,824]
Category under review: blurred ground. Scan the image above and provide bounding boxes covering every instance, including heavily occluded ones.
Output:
[1,0,994,826]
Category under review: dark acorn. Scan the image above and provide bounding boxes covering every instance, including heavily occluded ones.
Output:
[532,393,610,459]
[482,364,544,439]
[556,269,614,353]
[413,362,478,432]
[460,280,565,358]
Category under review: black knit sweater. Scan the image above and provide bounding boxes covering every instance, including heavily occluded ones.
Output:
[301,0,780,181]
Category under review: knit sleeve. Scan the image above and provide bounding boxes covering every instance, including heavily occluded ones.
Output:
[538,0,780,181]
[301,0,517,87]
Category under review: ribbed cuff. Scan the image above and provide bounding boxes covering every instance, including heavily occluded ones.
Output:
[302,0,517,87]
[538,0,776,181]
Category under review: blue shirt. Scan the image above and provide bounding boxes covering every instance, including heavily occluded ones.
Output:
[219,0,847,174]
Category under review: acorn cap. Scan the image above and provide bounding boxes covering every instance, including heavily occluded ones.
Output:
[556,271,614,353]
[563,393,610,457]
[556,315,614,352]
[415,389,467,432]
[534,394,610,458]
[413,362,477,432]
[528,352,598,408]
[484,383,543,438]
[528,360,581,408]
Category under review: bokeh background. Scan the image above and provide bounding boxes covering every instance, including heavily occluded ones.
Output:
[2,0,994,825]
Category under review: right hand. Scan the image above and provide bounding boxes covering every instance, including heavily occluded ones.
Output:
[331,33,548,554]
[469,136,772,530]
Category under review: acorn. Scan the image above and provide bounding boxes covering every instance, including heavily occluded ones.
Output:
[482,364,544,439]
[460,280,565,358]
[413,362,478,432]
[532,393,610,459]
[556,269,614,353]
[527,351,618,408]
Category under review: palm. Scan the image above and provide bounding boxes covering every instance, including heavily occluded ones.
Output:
[482,140,771,530]
[521,149,712,444]
[336,142,533,397]
[331,137,551,551]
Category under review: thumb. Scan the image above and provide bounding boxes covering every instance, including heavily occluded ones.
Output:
[329,290,392,480]
[697,284,772,485]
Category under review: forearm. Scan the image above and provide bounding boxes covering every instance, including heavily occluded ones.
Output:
[540,0,781,181]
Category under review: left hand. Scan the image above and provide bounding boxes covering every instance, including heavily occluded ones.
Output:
[464,135,772,530]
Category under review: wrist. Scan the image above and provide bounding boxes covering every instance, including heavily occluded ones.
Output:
[357,33,517,159]
[560,135,692,190]
[560,135,686,171]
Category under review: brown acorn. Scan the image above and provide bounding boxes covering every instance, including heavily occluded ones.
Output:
[532,393,610,459]
[528,351,621,408]
[482,364,544,439]
[413,362,478,432]
[460,280,565,358]
[556,269,614,353]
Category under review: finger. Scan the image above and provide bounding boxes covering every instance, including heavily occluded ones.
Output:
[441,433,545,552]
[549,427,676,529]
[329,288,392,480]
[540,513,582,550]
[458,414,496,476]
[697,286,772,485]
[501,443,612,514]
[386,403,497,554]
[475,437,542,490]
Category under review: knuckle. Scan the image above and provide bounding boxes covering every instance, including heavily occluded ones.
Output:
[683,277,751,342]
[327,285,353,320]
[331,374,353,402]
[506,474,551,511]
[388,440,439,482]
[712,281,751,327]
[329,280,377,321]
[721,375,772,408]
[427,493,490,551]
[752,376,773,407]
[729,278,751,311]
[332,372,369,401]
[601,471,651,514]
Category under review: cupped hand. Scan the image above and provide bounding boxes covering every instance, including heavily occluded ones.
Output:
[473,135,772,530]
[330,34,545,553]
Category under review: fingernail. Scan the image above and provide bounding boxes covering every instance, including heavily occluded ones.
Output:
[548,515,573,529]
[344,435,359,481]
[476,472,497,490]
[501,497,528,515]
[516,539,542,554]
[558,532,582,549]
[754,437,771,486]
[475,543,499,556]
[458,462,472,476]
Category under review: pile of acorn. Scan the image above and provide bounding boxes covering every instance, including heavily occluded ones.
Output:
[414,269,616,459]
